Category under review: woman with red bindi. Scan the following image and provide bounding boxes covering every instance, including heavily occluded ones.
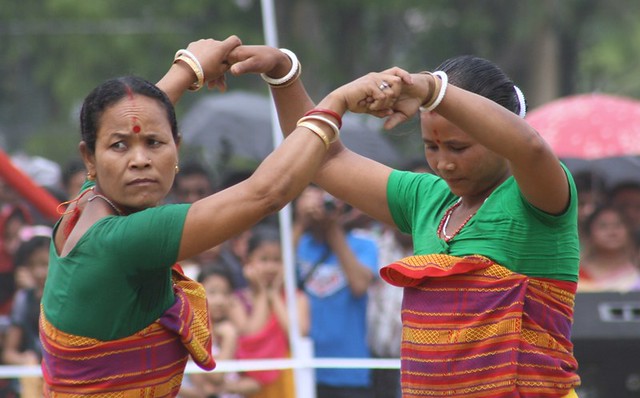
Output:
[39,36,404,397]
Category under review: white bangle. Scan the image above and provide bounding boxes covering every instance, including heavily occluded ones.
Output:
[261,49,299,86]
[297,115,340,142]
[422,71,448,112]
[514,85,527,118]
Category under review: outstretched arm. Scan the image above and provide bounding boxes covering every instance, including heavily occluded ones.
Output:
[229,47,419,226]
[176,45,401,261]
[228,45,314,135]
[232,47,568,216]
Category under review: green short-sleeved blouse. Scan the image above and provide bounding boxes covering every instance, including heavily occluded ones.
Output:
[386,166,580,282]
[42,190,191,340]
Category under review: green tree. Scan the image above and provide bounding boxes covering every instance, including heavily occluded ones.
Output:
[0,0,264,162]
[2,0,640,165]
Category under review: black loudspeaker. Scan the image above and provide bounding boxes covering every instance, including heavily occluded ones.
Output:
[571,292,640,398]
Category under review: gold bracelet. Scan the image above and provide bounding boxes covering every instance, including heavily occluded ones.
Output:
[174,55,204,91]
[297,114,340,142]
[297,121,330,150]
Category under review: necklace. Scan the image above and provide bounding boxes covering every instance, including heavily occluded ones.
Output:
[437,198,478,242]
[87,188,124,215]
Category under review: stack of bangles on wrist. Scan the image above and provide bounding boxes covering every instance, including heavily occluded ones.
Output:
[261,49,302,89]
[419,71,448,112]
[296,108,342,150]
[173,49,205,91]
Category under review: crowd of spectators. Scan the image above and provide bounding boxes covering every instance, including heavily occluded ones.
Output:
[0,155,638,397]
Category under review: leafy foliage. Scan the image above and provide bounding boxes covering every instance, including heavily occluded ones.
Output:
[1,0,639,167]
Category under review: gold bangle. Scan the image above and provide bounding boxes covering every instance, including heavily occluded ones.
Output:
[174,55,204,91]
[297,121,330,150]
[297,114,339,142]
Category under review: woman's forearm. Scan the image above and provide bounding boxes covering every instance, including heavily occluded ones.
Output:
[156,62,199,105]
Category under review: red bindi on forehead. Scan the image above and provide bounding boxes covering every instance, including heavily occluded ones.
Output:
[132,123,141,133]
[433,129,441,144]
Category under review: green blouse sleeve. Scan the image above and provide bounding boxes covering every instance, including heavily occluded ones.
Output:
[88,203,191,273]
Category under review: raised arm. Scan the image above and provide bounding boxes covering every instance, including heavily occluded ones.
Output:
[176,48,402,261]
[229,47,419,226]
[156,36,243,104]
[396,72,569,215]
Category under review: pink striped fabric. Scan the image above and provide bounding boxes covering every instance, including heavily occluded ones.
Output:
[381,254,580,397]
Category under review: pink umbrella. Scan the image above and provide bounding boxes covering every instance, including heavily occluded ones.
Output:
[526,93,640,159]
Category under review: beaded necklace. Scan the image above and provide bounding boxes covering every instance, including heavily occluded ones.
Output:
[437,198,478,242]
[87,187,124,216]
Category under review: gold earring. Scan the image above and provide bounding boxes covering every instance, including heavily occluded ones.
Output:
[175,164,180,174]
[87,172,95,181]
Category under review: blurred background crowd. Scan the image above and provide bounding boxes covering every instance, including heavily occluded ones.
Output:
[0,154,638,397]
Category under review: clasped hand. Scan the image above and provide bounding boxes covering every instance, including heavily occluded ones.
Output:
[182,37,292,92]
[328,68,427,129]
[184,36,429,128]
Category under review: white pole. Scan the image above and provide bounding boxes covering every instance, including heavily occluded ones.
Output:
[259,1,316,397]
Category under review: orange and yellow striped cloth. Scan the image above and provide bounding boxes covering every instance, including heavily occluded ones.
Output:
[40,266,214,397]
[381,254,580,397]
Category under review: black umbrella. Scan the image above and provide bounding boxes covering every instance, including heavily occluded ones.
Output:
[562,156,640,191]
[179,91,403,167]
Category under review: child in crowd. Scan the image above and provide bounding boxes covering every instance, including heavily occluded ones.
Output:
[231,226,309,398]
[182,263,260,398]
[578,205,640,292]
[2,230,51,398]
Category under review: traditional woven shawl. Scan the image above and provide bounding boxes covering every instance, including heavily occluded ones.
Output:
[39,267,215,397]
[380,254,580,398]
